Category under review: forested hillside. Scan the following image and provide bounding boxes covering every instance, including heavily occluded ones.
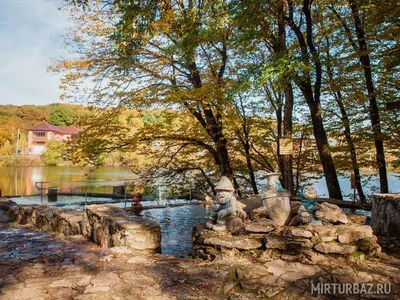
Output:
[0,104,91,156]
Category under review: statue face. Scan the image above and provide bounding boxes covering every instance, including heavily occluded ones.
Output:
[302,185,317,200]
[217,191,234,204]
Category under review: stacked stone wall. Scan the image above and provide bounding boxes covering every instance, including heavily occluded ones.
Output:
[0,198,161,254]
[192,219,381,262]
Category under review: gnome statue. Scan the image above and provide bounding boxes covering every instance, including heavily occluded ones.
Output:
[261,172,291,226]
[206,176,238,231]
[289,185,322,226]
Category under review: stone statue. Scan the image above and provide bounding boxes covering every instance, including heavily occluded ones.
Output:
[261,173,291,226]
[206,176,238,231]
[298,185,322,225]
[289,185,348,226]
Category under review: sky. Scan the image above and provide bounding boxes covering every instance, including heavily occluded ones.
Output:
[0,0,70,106]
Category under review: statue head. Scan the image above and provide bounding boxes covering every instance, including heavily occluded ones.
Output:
[215,176,235,192]
[300,185,317,200]
[215,176,235,204]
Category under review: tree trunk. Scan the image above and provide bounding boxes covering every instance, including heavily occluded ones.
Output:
[336,91,367,202]
[271,0,294,194]
[282,84,294,195]
[349,0,388,193]
[325,42,366,202]
[241,128,259,194]
[308,99,343,200]
[287,0,342,199]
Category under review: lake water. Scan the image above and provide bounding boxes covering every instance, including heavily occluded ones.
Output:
[0,166,135,196]
[1,166,399,199]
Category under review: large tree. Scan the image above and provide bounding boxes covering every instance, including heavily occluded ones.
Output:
[57,1,241,182]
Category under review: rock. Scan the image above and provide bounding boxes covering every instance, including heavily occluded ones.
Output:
[122,217,161,252]
[266,260,322,282]
[248,206,268,220]
[336,225,373,243]
[109,247,132,255]
[282,227,313,239]
[224,282,238,294]
[347,213,367,225]
[290,201,302,215]
[203,235,262,250]
[112,281,131,294]
[314,242,357,255]
[126,256,151,264]
[91,272,120,288]
[84,285,112,294]
[245,218,277,233]
[347,252,366,262]
[356,237,381,254]
[0,198,18,213]
[264,235,314,252]
[55,209,82,235]
[48,278,76,288]
[83,205,161,253]
[225,217,243,232]
[76,276,92,287]
[33,205,59,231]
[307,225,337,242]
[314,202,348,224]
[17,205,35,224]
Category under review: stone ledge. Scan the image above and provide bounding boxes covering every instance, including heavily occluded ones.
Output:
[0,198,161,254]
[82,205,161,253]
[192,219,381,262]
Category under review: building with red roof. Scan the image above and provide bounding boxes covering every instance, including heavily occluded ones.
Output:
[27,122,81,154]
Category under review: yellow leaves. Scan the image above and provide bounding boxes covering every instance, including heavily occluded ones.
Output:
[152,9,176,35]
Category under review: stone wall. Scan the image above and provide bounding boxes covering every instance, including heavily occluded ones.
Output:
[371,193,400,238]
[0,198,161,253]
[82,205,161,252]
[192,219,381,262]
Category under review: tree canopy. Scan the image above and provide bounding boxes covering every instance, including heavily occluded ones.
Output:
[54,0,400,198]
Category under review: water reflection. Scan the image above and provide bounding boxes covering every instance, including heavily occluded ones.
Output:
[0,166,135,196]
[2,166,400,199]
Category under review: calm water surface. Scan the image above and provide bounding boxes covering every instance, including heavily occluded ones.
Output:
[1,166,399,198]
[0,166,135,196]
[138,205,206,256]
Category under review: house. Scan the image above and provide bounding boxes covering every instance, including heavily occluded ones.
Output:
[27,122,81,154]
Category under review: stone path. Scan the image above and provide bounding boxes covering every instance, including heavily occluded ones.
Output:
[0,210,399,299]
